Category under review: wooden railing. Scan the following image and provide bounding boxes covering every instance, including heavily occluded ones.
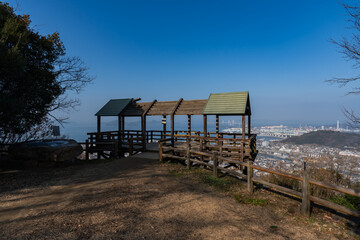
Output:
[158,137,360,218]
[87,130,255,143]
[85,129,256,160]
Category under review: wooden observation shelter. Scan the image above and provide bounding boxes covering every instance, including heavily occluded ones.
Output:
[85,91,257,164]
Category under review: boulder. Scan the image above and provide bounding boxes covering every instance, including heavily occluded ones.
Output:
[9,139,83,162]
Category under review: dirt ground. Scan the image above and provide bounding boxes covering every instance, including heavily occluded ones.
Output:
[0,153,357,239]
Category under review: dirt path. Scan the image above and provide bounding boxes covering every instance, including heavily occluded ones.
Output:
[0,154,346,239]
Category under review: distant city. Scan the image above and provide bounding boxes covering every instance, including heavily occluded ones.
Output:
[223,121,360,183]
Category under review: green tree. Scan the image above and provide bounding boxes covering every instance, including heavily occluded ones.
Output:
[0,2,92,143]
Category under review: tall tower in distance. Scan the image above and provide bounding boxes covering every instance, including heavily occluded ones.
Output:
[337,120,340,130]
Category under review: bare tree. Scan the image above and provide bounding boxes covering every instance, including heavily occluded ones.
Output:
[328,3,360,128]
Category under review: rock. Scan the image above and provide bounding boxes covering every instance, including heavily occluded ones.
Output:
[9,139,83,162]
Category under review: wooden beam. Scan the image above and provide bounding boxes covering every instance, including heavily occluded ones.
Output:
[301,162,311,217]
[141,100,157,149]
[216,114,219,136]
[203,114,207,137]
[162,115,167,137]
[143,99,157,116]
[248,115,251,135]
[171,98,183,138]
[187,115,191,133]
[118,116,121,132]
[242,115,245,140]
[121,116,125,135]
[97,116,101,133]
[171,115,174,141]
[141,115,146,150]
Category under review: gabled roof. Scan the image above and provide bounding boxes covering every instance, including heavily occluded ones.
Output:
[119,99,208,116]
[120,101,153,116]
[203,91,251,115]
[96,91,251,117]
[175,100,207,115]
[146,100,178,115]
[95,98,132,116]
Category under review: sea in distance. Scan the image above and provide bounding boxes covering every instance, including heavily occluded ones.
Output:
[60,117,291,142]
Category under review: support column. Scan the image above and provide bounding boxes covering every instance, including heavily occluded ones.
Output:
[97,116,101,133]
[121,116,125,140]
[171,114,175,138]
[242,115,245,140]
[203,115,207,137]
[187,115,191,134]
[216,114,219,137]
[118,115,122,132]
[142,115,146,150]
[162,115,167,138]
[97,115,101,159]
[248,115,251,136]
[171,114,175,147]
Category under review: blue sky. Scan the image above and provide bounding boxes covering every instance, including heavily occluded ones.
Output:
[8,0,360,126]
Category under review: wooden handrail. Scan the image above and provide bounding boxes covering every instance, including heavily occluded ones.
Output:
[309,179,360,197]
[251,165,302,181]
[158,140,360,218]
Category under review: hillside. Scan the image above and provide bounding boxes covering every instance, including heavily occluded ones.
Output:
[282,130,360,149]
[0,154,354,239]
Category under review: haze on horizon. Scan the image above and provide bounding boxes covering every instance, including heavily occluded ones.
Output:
[9,0,360,127]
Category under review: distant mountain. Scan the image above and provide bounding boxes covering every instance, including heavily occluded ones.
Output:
[282,130,360,150]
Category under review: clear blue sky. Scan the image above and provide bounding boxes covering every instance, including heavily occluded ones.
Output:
[7,0,360,126]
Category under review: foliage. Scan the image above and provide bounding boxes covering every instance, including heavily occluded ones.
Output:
[330,194,360,211]
[0,2,92,143]
[264,163,360,211]
[233,193,267,206]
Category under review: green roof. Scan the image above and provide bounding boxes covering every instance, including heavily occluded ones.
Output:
[95,99,133,116]
[203,91,250,115]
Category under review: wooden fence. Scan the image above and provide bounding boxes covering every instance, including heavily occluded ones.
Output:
[158,136,360,218]
[84,129,257,160]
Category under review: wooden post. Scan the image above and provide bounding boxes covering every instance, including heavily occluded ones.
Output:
[219,140,223,159]
[242,115,245,140]
[97,115,101,133]
[188,115,191,135]
[171,114,175,147]
[129,136,133,156]
[247,160,254,193]
[213,153,218,178]
[141,115,146,151]
[162,115,166,139]
[216,114,219,137]
[241,140,244,162]
[118,115,122,132]
[85,140,89,161]
[301,161,311,217]
[248,115,251,136]
[241,115,245,171]
[171,115,174,134]
[203,114,207,137]
[121,116,125,141]
[158,141,163,162]
[186,137,191,169]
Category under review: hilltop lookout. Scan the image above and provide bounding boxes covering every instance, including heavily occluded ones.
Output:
[85,91,257,165]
